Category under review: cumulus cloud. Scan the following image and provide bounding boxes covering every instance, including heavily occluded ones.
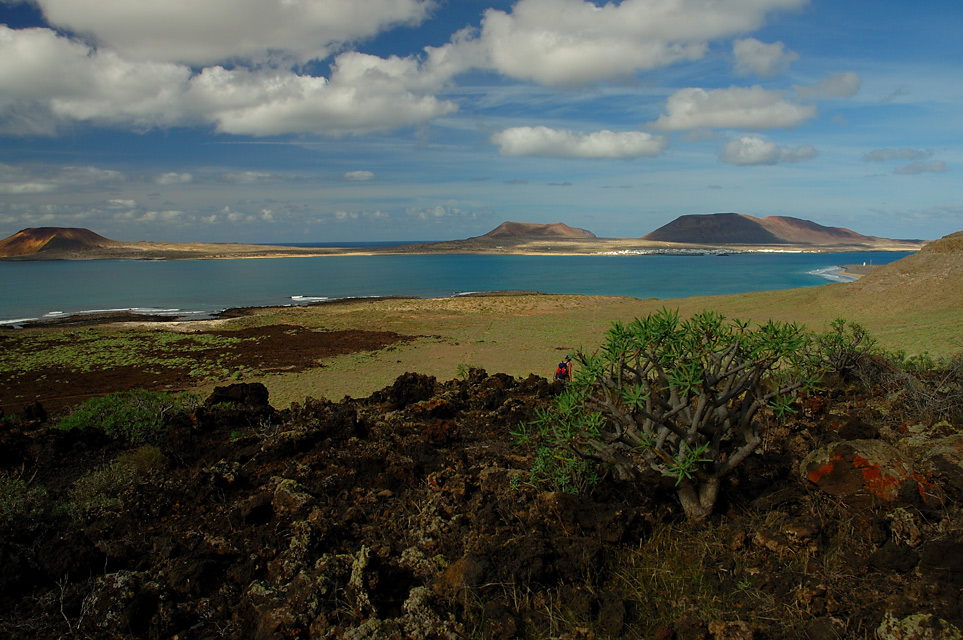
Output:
[862,148,933,163]
[795,71,861,100]
[32,0,435,66]
[343,170,376,181]
[650,86,816,131]
[732,38,798,77]
[719,135,818,165]
[154,172,193,185]
[894,161,948,175]
[490,126,667,158]
[191,54,456,136]
[428,0,808,87]
[0,26,192,130]
[0,26,457,136]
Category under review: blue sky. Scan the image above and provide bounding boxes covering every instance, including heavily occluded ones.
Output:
[0,0,959,243]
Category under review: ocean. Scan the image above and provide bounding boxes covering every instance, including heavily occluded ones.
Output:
[0,251,913,325]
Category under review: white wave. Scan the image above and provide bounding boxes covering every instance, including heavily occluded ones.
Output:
[0,317,37,326]
[809,266,857,283]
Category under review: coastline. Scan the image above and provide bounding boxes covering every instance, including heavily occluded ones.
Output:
[0,252,900,329]
[0,235,925,262]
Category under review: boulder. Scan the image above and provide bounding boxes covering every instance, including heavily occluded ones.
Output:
[877,612,962,640]
[205,382,271,408]
[801,440,921,504]
[899,423,963,505]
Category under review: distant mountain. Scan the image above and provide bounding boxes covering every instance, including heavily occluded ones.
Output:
[0,227,119,257]
[642,213,895,246]
[481,221,596,239]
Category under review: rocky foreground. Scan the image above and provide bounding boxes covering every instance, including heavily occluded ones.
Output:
[1,366,962,639]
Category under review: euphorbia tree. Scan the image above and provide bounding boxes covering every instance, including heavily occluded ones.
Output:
[522,309,820,521]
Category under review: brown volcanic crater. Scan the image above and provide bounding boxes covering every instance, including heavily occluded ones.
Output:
[0,227,118,257]
[481,221,596,239]
[643,213,886,246]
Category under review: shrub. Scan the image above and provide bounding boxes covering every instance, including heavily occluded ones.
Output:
[67,446,166,522]
[519,309,819,521]
[56,390,198,444]
[886,350,963,424]
[810,317,879,379]
[0,475,53,528]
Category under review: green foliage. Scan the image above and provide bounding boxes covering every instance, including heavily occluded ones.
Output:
[528,446,600,495]
[889,348,937,374]
[520,308,820,520]
[456,363,479,380]
[0,475,52,527]
[0,328,244,386]
[56,390,198,444]
[811,317,879,378]
[67,446,166,522]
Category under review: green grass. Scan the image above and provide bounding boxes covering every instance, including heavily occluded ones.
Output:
[0,328,243,383]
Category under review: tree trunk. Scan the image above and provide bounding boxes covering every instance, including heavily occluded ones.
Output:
[676,476,721,522]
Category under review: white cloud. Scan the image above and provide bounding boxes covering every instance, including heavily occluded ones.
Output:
[220,171,276,184]
[650,86,816,131]
[33,0,435,65]
[0,162,124,194]
[490,126,667,158]
[430,0,808,87]
[405,205,477,220]
[190,55,456,136]
[0,27,456,136]
[0,26,194,130]
[862,148,933,163]
[154,172,193,185]
[343,170,376,181]
[795,71,861,100]
[894,161,948,175]
[719,135,818,165]
[732,38,798,77]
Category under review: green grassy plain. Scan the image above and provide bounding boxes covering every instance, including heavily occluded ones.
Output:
[209,265,961,407]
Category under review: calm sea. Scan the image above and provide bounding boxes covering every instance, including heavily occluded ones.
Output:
[0,251,912,325]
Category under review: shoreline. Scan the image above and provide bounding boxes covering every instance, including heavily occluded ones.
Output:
[0,236,925,262]
[1,291,551,331]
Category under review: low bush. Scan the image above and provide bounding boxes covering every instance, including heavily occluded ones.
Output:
[811,317,879,379]
[0,475,54,529]
[55,390,198,444]
[518,309,820,521]
[67,445,166,522]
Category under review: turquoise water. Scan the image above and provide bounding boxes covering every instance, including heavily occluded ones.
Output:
[0,252,912,324]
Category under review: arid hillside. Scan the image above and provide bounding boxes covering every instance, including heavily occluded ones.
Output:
[480,221,596,239]
[0,227,118,257]
[643,213,920,248]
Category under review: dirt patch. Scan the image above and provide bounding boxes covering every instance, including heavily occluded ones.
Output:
[1,324,409,416]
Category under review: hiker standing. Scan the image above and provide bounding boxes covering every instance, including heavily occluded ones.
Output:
[554,354,573,382]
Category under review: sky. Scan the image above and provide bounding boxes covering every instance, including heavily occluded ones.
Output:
[0,0,960,244]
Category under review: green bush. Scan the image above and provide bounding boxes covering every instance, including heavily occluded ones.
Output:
[56,390,198,444]
[67,446,166,522]
[518,309,820,521]
[811,317,879,379]
[0,475,53,528]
